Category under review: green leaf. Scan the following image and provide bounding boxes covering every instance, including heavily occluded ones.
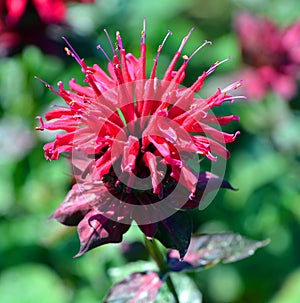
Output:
[154,211,192,259]
[155,273,202,303]
[167,232,270,272]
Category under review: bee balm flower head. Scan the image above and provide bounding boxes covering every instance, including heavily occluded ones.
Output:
[235,12,300,100]
[36,21,242,257]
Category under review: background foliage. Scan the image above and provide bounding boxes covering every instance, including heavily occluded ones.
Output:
[0,0,300,302]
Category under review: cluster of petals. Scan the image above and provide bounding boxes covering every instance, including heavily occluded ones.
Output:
[37,23,242,256]
[235,12,300,100]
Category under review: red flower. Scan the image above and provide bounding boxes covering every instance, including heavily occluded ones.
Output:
[0,0,94,56]
[36,22,241,257]
[235,12,300,100]
[3,0,93,25]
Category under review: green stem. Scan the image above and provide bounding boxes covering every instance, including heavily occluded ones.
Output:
[144,237,180,303]
[165,276,180,303]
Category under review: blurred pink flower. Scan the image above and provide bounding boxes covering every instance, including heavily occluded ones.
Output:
[3,0,93,25]
[0,0,94,56]
[37,23,241,257]
[235,12,300,100]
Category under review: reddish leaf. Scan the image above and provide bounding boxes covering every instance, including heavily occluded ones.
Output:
[76,210,130,257]
[155,211,192,259]
[104,271,162,303]
[51,182,106,226]
[183,172,236,209]
[167,233,270,272]
[138,223,158,238]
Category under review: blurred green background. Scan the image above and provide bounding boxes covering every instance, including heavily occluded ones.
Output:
[1,0,300,302]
